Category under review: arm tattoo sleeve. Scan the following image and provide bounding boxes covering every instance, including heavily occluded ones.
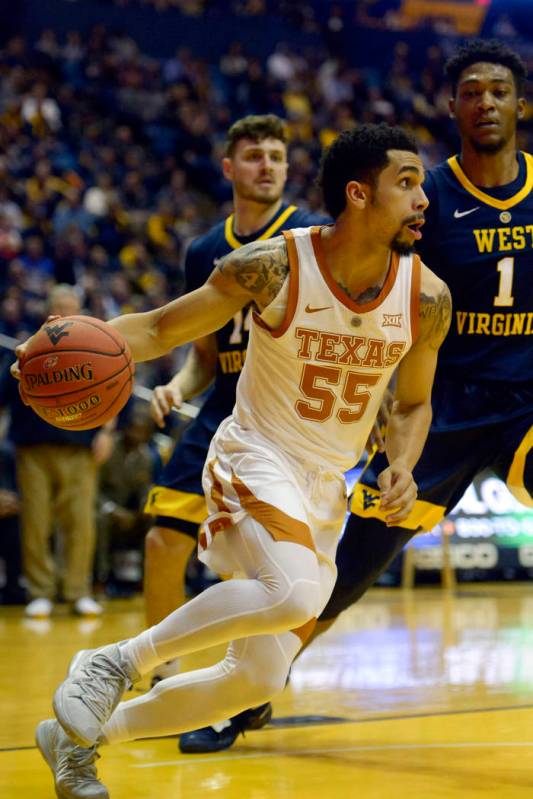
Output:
[218,237,289,308]
[419,284,452,350]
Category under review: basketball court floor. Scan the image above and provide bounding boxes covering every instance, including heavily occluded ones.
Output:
[3,583,533,798]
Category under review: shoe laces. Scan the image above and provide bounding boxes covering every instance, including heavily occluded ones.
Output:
[72,652,129,724]
[59,743,100,783]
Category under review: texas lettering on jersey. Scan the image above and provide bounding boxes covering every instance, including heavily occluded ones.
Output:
[294,327,406,368]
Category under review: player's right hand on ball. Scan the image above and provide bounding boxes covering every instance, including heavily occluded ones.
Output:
[10,316,61,381]
[150,384,183,428]
[11,340,31,381]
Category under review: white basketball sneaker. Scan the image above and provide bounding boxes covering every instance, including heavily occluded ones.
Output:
[35,718,108,799]
[53,644,140,748]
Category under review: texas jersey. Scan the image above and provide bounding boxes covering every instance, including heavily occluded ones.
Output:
[418,152,533,384]
[235,227,421,472]
[185,203,330,431]
[145,204,329,531]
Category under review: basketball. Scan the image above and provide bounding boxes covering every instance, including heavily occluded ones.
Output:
[18,315,135,431]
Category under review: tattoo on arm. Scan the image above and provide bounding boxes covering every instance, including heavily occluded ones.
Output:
[419,284,452,349]
[218,238,289,308]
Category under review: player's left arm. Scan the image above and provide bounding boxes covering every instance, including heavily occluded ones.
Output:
[379,265,452,524]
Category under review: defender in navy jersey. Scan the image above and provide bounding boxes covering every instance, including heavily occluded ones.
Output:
[320,40,533,627]
[142,116,328,722]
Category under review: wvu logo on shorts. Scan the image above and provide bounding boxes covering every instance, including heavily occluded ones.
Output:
[45,322,74,345]
[362,489,379,510]
[382,314,403,328]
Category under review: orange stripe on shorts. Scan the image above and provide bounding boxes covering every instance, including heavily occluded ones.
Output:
[207,459,231,514]
[231,473,315,553]
[291,617,317,645]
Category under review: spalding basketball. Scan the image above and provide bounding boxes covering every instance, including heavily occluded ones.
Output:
[18,316,134,430]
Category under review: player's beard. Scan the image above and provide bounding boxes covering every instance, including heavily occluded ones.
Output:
[391,236,415,255]
[390,224,416,255]
[469,118,516,154]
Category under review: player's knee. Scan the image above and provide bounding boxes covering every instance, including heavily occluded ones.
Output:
[234,659,288,704]
[272,581,317,629]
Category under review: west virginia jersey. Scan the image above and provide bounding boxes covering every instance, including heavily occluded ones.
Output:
[145,204,329,536]
[324,153,533,622]
[420,151,533,386]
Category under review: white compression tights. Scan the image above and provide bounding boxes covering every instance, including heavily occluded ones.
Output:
[103,516,334,744]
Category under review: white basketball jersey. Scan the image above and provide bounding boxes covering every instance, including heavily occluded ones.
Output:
[234,226,421,472]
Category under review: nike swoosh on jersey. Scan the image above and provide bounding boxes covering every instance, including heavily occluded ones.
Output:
[453,206,480,218]
[305,304,333,313]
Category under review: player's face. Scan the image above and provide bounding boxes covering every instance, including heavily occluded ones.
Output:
[450,62,525,154]
[223,137,288,204]
[370,150,428,255]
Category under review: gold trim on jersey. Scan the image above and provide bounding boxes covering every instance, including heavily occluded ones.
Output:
[507,425,533,507]
[447,152,533,210]
[224,205,298,249]
[350,482,446,532]
[144,486,207,523]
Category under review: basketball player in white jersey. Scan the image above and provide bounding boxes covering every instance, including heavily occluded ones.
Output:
[23,123,451,799]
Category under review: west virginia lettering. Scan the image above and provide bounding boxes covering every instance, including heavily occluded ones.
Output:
[218,349,247,374]
[456,311,533,336]
[295,327,405,367]
[25,362,95,390]
[473,225,533,253]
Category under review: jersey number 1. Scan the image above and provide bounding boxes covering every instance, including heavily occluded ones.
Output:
[494,257,514,307]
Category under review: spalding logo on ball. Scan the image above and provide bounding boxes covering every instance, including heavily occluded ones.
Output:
[18,316,135,430]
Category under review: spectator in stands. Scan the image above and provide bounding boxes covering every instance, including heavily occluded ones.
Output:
[0,285,114,618]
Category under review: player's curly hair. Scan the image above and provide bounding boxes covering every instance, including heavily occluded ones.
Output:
[318,123,418,220]
[225,114,288,156]
[445,40,527,96]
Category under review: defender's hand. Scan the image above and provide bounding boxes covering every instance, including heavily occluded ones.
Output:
[92,429,116,465]
[0,489,20,518]
[377,464,417,526]
[150,384,183,428]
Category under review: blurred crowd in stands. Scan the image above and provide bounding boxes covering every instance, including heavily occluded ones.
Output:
[1,4,531,367]
[0,0,532,604]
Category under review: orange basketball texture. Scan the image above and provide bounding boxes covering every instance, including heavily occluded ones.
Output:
[19,316,135,430]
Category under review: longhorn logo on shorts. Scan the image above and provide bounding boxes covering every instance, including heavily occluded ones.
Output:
[44,322,74,345]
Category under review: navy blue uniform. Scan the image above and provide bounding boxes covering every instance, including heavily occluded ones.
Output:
[145,204,329,536]
[323,153,533,619]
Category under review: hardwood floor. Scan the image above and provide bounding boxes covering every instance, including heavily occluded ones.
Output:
[2,584,533,798]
